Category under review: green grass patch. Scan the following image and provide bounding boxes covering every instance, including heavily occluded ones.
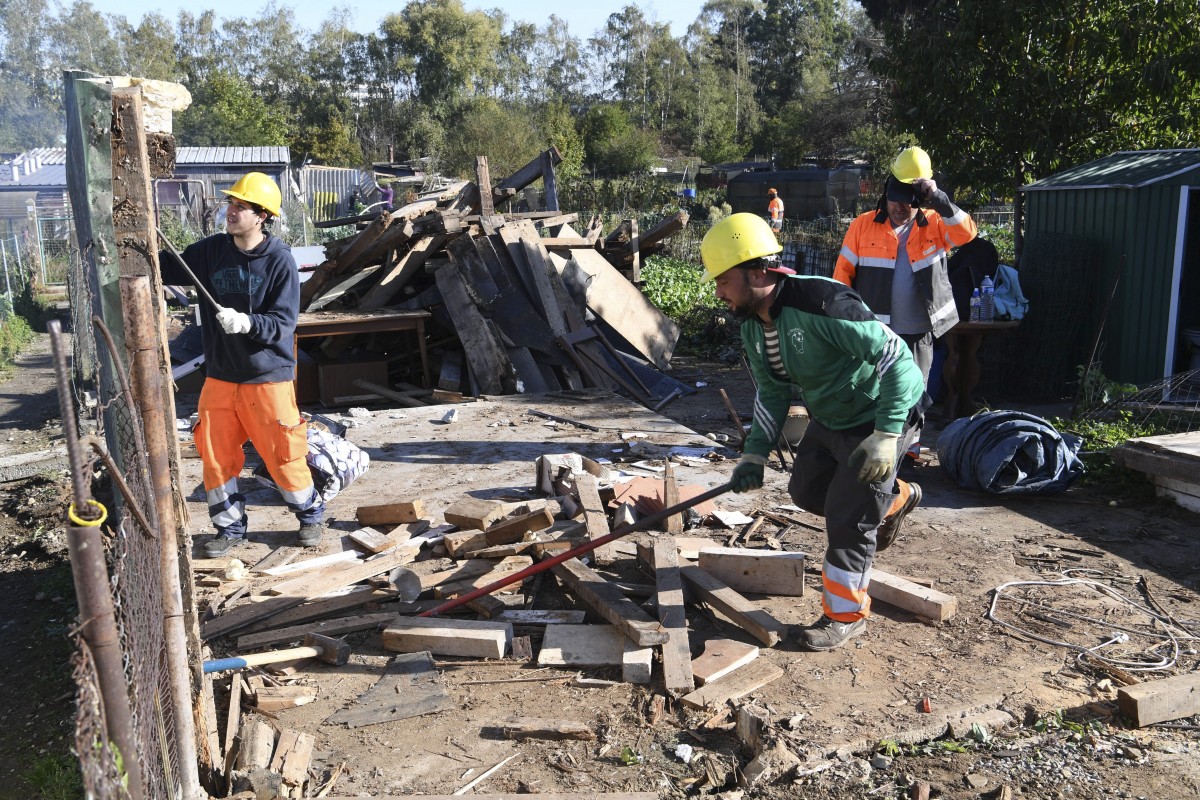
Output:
[27,754,83,800]
[0,312,34,375]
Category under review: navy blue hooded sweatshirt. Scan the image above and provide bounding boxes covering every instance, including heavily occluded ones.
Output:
[161,232,298,384]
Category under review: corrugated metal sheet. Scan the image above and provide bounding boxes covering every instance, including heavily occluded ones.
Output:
[1024,149,1200,191]
[175,146,291,165]
[1023,179,1192,386]
[0,164,66,188]
[302,166,374,222]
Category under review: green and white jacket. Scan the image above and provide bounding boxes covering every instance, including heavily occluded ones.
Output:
[740,275,926,464]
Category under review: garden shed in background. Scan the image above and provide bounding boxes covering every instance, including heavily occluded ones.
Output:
[1018,149,1200,391]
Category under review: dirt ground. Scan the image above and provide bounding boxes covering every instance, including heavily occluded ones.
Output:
[1,334,1199,799]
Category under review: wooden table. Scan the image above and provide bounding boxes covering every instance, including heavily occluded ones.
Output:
[294,309,432,390]
[941,320,1020,419]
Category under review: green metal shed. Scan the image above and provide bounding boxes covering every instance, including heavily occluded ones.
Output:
[1022,149,1200,387]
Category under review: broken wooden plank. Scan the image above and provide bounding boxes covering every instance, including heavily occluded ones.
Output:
[238,586,394,636]
[254,685,317,712]
[868,569,957,621]
[357,233,448,310]
[222,671,242,770]
[327,651,453,729]
[663,461,683,536]
[269,729,314,789]
[697,548,808,597]
[501,717,594,741]
[691,639,760,686]
[551,557,669,647]
[236,717,275,771]
[444,497,508,530]
[383,616,512,659]
[1117,673,1200,727]
[483,507,555,541]
[537,623,653,684]
[652,539,694,694]
[356,499,427,526]
[638,210,689,253]
[257,550,361,577]
[266,546,418,597]
[557,247,679,371]
[493,609,586,625]
[679,565,786,646]
[236,611,396,650]
[679,660,785,710]
[300,212,394,306]
[575,473,615,565]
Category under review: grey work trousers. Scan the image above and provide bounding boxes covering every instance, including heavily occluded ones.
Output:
[787,416,918,618]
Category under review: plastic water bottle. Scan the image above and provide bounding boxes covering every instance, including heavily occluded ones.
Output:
[969,288,981,322]
[980,275,995,322]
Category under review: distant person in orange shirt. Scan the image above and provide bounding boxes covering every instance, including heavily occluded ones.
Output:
[767,187,784,235]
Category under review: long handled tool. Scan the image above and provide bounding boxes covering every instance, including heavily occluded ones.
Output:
[155,225,222,311]
[417,480,735,618]
[202,633,350,674]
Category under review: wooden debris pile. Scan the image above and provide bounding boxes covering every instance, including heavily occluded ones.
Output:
[297,148,689,406]
[194,462,963,794]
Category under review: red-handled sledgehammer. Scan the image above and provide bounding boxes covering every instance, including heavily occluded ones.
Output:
[418,480,735,618]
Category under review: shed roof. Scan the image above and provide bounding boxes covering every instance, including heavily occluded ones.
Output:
[0,146,291,189]
[1022,149,1200,191]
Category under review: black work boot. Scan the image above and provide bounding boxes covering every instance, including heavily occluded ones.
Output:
[797,616,867,651]
[298,521,324,547]
[877,480,921,552]
[203,532,245,558]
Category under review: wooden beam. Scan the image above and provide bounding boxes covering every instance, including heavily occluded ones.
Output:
[383,616,512,659]
[679,565,786,646]
[475,155,496,218]
[691,639,759,686]
[495,146,563,198]
[433,263,516,394]
[697,548,807,597]
[1118,673,1200,727]
[679,660,784,710]
[663,461,683,536]
[575,473,615,565]
[638,210,689,252]
[537,623,653,684]
[652,539,694,694]
[236,611,396,650]
[551,558,669,647]
[868,569,957,621]
[502,717,594,741]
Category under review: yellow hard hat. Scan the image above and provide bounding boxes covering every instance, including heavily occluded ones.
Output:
[891,146,933,184]
[221,172,282,217]
[700,213,784,282]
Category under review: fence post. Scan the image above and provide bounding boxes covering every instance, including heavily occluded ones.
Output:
[1,238,11,316]
[49,321,145,800]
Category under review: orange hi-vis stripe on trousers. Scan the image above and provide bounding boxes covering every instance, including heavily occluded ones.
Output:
[822,560,871,622]
[194,378,321,534]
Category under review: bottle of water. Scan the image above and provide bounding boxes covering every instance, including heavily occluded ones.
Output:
[969,288,981,322]
[980,275,995,322]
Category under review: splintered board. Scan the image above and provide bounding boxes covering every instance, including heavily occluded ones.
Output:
[326,651,453,728]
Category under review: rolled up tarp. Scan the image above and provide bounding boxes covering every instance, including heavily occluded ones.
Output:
[937,410,1084,495]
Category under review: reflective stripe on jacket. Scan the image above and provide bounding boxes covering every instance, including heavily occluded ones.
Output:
[833,204,976,338]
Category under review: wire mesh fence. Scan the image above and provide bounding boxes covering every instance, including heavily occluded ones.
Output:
[63,230,187,798]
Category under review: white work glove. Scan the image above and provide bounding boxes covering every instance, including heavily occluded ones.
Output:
[848,430,901,484]
[215,306,252,335]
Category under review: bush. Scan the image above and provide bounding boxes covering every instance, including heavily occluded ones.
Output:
[0,312,33,373]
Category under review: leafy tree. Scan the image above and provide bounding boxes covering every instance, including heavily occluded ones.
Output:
[871,0,1200,252]
[50,1,123,75]
[116,13,178,81]
[579,103,658,175]
[540,100,584,181]
[440,96,542,179]
[380,0,503,109]
[528,16,587,108]
[0,0,58,147]
[176,70,288,147]
[694,0,762,145]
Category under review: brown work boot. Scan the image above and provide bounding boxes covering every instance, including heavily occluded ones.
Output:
[797,616,867,651]
[877,480,921,552]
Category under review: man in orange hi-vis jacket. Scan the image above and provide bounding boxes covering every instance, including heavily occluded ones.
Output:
[767,187,784,235]
[834,146,977,465]
[160,172,325,558]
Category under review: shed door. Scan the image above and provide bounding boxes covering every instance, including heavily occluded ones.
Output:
[1169,187,1200,380]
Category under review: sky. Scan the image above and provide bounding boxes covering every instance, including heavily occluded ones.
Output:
[100,0,705,41]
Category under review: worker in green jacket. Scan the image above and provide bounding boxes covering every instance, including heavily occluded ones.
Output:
[701,213,927,651]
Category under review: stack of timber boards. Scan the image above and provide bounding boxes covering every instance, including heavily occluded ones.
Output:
[295,147,687,404]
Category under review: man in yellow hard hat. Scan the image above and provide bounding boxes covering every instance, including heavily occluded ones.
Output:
[766,187,784,235]
[834,146,977,467]
[159,172,325,558]
[701,213,927,651]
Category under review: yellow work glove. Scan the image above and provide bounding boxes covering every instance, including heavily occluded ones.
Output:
[848,430,901,484]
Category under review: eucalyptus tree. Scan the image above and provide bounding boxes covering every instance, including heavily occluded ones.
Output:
[0,0,57,147]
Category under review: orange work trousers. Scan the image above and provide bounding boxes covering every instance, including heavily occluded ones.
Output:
[194,378,322,535]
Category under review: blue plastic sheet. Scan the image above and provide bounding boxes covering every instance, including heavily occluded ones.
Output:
[937,410,1084,495]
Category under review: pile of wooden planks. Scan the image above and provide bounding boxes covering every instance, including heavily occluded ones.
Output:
[296,148,687,404]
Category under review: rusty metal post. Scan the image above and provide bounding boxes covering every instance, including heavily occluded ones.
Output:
[49,320,145,800]
[120,276,202,798]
